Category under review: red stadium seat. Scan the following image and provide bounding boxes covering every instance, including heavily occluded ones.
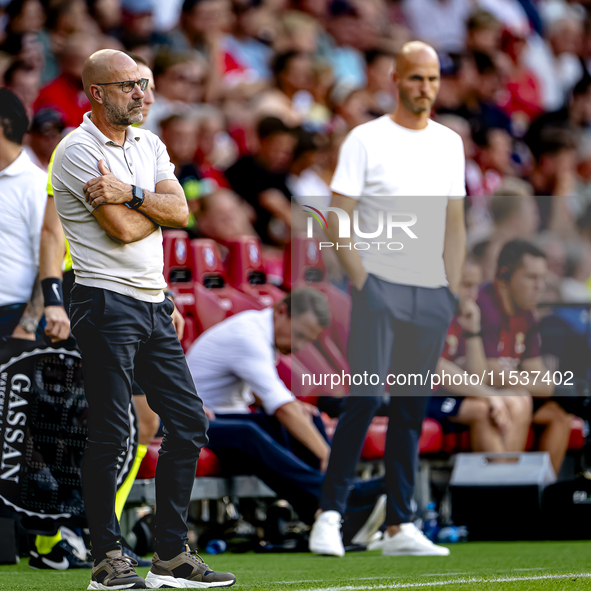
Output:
[180,316,197,352]
[320,415,445,461]
[137,438,161,480]
[438,415,583,455]
[163,230,194,285]
[283,234,352,369]
[361,417,388,461]
[442,432,457,454]
[225,237,285,308]
[170,239,259,339]
[190,239,256,316]
[137,438,221,479]
[419,418,444,454]
[196,448,222,477]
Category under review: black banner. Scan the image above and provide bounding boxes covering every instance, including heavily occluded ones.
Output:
[0,337,137,525]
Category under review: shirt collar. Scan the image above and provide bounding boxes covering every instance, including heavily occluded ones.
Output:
[0,149,32,178]
[80,112,141,148]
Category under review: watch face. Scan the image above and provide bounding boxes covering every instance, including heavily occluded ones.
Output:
[21,319,38,333]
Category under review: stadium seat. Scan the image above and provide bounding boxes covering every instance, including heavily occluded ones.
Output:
[435,415,584,455]
[180,316,196,353]
[190,239,256,315]
[163,230,194,284]
[320,415,444,461]
[137,438,222,479]
[169,238,259,339]
[282,234,351,369]
[225,237,285,308]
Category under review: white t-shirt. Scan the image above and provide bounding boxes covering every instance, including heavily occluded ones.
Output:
[330,115,465,288]
[186,308,294,415]
[0,151,47,307]
[288,168,332,209]
[53,113,177,302]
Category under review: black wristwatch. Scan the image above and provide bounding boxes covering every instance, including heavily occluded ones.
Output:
[125,185,145,210]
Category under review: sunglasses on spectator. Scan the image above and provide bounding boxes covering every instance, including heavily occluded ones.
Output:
[96,79,149,93]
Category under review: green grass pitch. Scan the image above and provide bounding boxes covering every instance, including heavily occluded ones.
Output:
[1,541,591,590]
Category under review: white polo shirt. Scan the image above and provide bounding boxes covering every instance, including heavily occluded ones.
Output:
[52,112,177,302]
[330,115,465,288]
[186,308,295,415]
[0,150,47,307]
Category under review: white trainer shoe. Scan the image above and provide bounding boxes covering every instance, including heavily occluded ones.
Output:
[382,523,450,556]
[308,511,345,557]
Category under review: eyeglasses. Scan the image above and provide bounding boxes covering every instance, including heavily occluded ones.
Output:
[95,79,149,93]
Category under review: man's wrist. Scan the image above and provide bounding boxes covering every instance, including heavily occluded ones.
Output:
[125,185,145,210]
[463,330,483,338]
[42,277,64,308]
[19,317,39,334]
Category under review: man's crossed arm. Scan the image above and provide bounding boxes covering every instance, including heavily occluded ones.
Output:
[83,159,189,244]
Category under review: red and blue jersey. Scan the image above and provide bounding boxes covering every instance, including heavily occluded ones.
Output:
[477,282,541,370]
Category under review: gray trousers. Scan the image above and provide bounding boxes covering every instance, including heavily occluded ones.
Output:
[320,275,456,525]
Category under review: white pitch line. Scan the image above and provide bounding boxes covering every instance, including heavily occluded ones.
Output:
[278,577,403,584]
[293,572,591,591]
[419,573,471,577]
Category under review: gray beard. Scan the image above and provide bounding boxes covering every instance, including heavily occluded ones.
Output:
[104,95,143,126]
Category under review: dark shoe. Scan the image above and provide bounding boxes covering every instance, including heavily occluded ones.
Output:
[87,549,146,589]
[30,539,93,570]
[122,545,152,568]
[145,545,236,588]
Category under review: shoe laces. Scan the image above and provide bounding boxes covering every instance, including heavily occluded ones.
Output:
[108,555,138,576]
[183,545,211,571]
[405,523,433,544]
[321,511,342,528]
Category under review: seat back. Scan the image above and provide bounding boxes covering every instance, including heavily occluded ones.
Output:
[283,234,326,291]
[190,239,259,319]
[163,230,194,284]
[191,239,227,286]
[225,237,285,309]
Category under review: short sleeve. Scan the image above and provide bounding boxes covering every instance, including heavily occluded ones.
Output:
[330,132,367,199]
[47,154,54,197]
[154,136,177,185]
[56,143,105,213]
[230,338,295,415]
[24,174,48,266]
[448,134,466,200]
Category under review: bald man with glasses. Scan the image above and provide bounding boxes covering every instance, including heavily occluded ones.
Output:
[52,50,236,590]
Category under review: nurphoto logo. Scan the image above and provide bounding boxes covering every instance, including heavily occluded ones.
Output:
[302,205,418,250]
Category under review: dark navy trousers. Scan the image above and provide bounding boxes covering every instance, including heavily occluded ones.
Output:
[70,284,209,561]
[320,275,456,525]
[207,418,384,525]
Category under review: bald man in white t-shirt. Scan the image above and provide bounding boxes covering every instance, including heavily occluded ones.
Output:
[308,42,466,558]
